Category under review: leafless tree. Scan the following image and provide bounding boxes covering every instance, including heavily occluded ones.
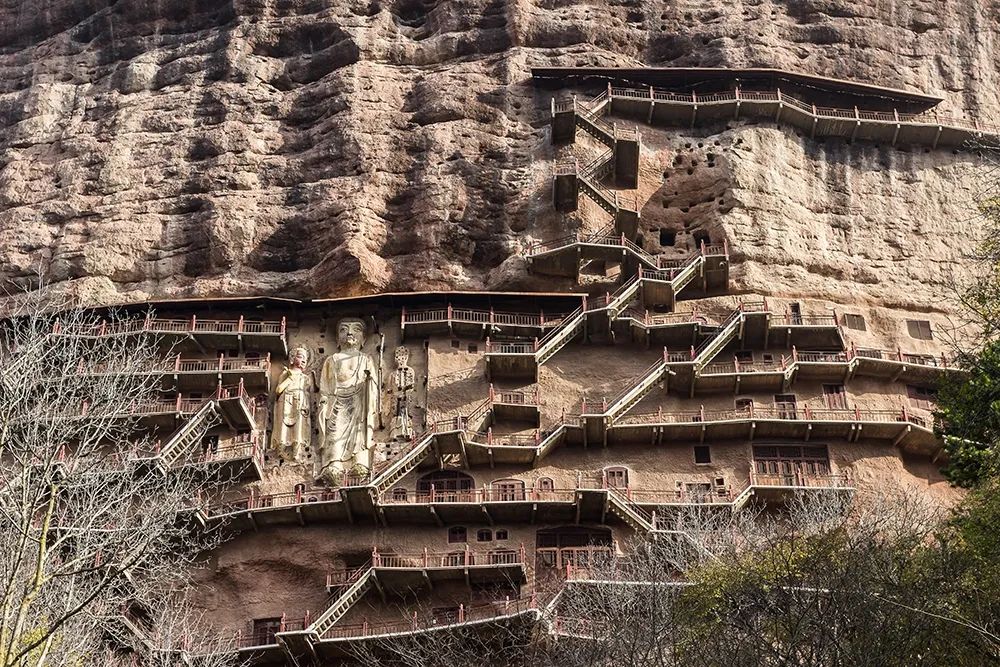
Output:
[345,490,998,667]
[0,291,245,667]
[551,489,998,667]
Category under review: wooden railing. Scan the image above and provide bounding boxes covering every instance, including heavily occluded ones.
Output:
[613,404,932,427]
[326,546,527,584]
[750,466,852,489]
[318,593,539,641]
[489,385,540,406]
[380,487,577,505]
[609,85,1000,137]
[232,614,309,649]
[52,315,286,338]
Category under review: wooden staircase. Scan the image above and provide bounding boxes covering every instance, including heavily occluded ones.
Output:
[158,400,220,468]
[536,306,587,365]
[309,566,374,636]
[369,433,436,497]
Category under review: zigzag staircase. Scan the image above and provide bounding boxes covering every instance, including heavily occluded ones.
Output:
[731,484,756,511]
[667,253,706,295]
[309,566,374,636]
[277,566,375,654]
[536,306,586,365]
[576,108,615,148]
[535,424,568,460]
[692,309,744,373]
[586,307,745,427]
[600,355,671,423]
[606,487,656,534]
[370,432,436,497]
[159,400,220,467]
[606,489,718,561]
[577,152,618,214]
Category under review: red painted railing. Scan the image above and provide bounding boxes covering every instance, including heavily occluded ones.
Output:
[52,316,286,338]
[380,486,576,505]
[613,403,933,427]
[401,305,572,329]
[326,546,527,583]
[319,592,539,641]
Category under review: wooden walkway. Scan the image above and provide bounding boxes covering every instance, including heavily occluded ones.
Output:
[568,85,996,149]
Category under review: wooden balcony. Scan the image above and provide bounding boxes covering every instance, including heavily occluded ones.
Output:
[377,487,596,526]
[310,594,540,660]
[489,385,541,425]
[747,469,854,503]
[400,305,573,341]
[200,485,349,533]
[602,85,993,149]
[607,404,940,454]
[768,314,845,350]
[52,315,287,355]
[76,381,256,432]
[325,546,527,594]
[166,433,265,482]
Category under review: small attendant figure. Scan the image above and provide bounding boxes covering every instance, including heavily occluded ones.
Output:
[271,347,311,462]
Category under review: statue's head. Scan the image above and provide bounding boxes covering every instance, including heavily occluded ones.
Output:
[290,347,309,368]
[394,345,410,367]
[337,318,366,351]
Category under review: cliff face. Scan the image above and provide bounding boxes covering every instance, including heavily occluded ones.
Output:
[0,0,996,308]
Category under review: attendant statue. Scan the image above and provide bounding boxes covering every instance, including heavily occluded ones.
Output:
[271,347,311,462]
[386,345,416,442]
[318,319,377,481]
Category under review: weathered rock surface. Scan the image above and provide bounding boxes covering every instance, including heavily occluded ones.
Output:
[0,0,996,309]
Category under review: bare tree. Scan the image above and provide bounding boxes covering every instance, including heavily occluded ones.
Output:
[551,490,999,667]
[0,291,245,667]
[343,490,1000,667]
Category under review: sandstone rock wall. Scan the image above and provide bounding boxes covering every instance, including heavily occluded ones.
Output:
[0,0,995,310]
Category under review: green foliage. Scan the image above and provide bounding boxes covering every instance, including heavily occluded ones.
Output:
[937,341,1000,486]
[942,479,1000,624]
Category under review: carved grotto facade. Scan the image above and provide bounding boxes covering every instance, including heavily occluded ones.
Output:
[89,67,984,663]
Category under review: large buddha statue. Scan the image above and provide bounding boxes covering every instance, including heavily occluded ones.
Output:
[318,318,377,481]
[271,346,311,462]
